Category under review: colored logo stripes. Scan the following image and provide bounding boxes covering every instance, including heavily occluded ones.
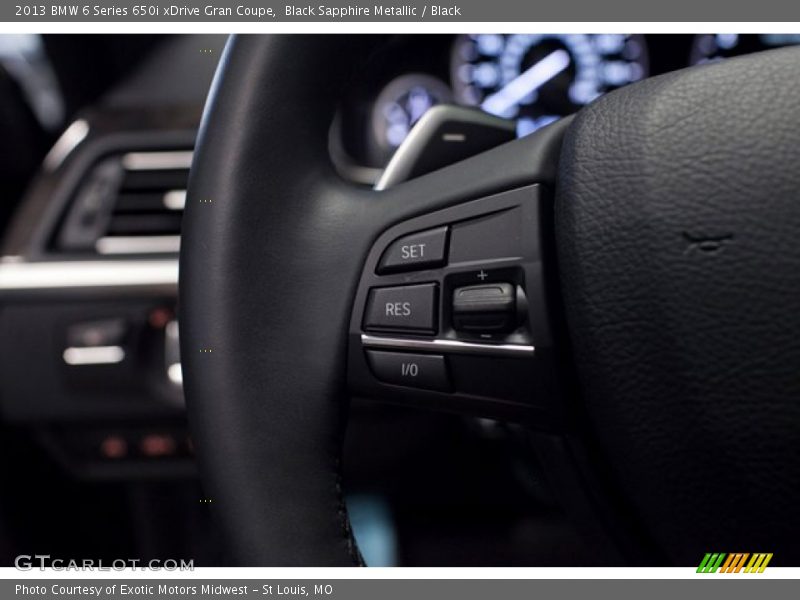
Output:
[697,553,773,573]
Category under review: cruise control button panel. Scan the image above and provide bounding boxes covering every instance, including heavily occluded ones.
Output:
[377,226,448,274]
[364,283,438,333]
[366,350,450,392]
[348,184,562,427]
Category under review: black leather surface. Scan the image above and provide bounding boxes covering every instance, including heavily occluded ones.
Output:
[181,35,379,566]
[181,35,570,565]
[556,47,800,564]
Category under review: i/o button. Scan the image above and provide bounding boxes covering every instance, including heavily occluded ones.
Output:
[366,350,450,392]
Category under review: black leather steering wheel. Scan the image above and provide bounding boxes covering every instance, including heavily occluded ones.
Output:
[180,35,800,566]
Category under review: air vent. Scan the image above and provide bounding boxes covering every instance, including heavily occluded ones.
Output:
[56,150,192,255]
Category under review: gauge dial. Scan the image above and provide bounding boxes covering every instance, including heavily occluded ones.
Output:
[690,34,800,64]
[371,73,452,153]
[451,34,648,136]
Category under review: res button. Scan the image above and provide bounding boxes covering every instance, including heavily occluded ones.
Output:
[364,284,437,333]
[377,226,448,273]
[366,350,450,392]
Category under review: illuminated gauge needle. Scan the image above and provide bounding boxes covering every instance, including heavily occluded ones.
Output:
[481,49,571,116]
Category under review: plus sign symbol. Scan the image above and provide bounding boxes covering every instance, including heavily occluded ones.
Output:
[477,270,488,281]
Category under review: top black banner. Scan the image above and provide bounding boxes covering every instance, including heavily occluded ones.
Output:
[4,0,800,22]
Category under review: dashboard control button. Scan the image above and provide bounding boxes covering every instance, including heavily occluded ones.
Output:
[67,318,127,347]
[448,207,528,264]
[365,284,438,333]
[377,226,448,273]
[452,282,516,332]
[366,350,450,391]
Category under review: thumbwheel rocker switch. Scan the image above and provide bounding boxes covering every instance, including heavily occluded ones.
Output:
[452,282,517,333]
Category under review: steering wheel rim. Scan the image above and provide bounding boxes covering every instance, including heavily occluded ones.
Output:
[181,36,800,566]
[181,35,376,566]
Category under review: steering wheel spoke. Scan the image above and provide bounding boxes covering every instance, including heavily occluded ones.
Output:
[350,180,566,426]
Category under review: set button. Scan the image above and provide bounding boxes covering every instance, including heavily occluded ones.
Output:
[377,226,448,274]
[364,283,437,333]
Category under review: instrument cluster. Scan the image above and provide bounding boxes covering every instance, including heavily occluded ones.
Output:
[334,34,800,182]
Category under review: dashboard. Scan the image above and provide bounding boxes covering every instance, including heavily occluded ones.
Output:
[0,32,798,568]
[335,34,800,182]
[2,33,799,481]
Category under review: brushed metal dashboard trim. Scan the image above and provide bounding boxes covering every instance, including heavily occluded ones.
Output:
[361,333,535,358]
[0,259,179,291]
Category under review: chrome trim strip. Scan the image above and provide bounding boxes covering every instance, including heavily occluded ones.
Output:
[43,119,89,171]
[96,235,181,255]
[0,260,178,290]
[121,150,193,171]
[361,333,534,358]
[163,189,187,211]
[167,363,183,385]
[63,345,125,366]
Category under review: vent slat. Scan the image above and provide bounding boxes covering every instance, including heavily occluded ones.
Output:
[106,214,183,236]
[114,192,171,213]
[56,150,191,255]
[121,169,189,191]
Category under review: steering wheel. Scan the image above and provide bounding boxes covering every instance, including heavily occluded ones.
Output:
[180,36,800,566]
